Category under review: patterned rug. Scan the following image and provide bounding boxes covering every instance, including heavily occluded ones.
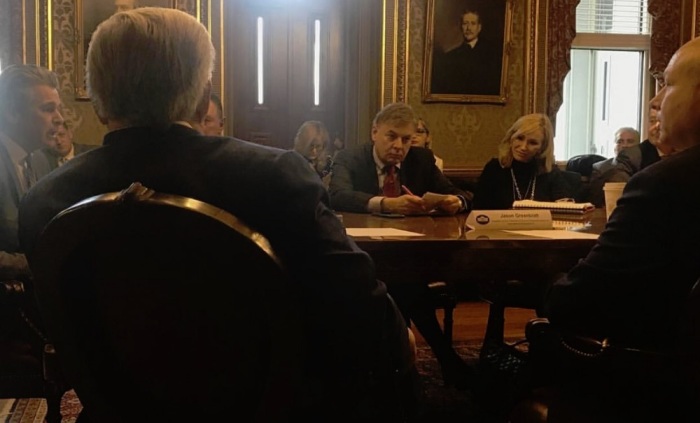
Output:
[0,390,81,423]
[415,342,482,421]
[416,339,530,423]
[1,341,522,422]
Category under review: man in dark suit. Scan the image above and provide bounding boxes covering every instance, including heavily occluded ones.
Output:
[588,103,673,207]
[431,8,503,95]
[329,102,470,215]
[0,64,63,365]
[26,121,96,182]
[329,102,475,389]
[19,8,417,421]
[0,64,63,280]
[542,36,700,420]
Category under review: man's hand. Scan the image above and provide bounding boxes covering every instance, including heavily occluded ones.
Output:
[382,195,426,215]
[436,195,463,215]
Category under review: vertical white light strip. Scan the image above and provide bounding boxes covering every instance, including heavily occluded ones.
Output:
[257,17,264,105]
[313,19,321,106]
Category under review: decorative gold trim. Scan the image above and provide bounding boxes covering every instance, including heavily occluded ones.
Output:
[421,0,513,104]
[523,0,540,113]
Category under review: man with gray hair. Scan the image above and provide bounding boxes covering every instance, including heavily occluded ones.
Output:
[329,102,475,390]
[0,64,63,280]
[588,126,641,206]
[19,7,417,421]
[539,35,700,421]
[0,64,63,382]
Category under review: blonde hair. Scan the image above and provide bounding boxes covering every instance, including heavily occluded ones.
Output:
[293,120,331,174]
[87,7,215,130]
[497,113,555,174]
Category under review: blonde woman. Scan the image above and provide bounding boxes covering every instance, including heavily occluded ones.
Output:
[473,113,571,209]
[410,117,444,171]
[292,120,333,186]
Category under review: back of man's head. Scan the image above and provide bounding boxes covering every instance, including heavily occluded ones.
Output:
[0,64,59,130]
[372,102,416,128]
[87,7,215,130]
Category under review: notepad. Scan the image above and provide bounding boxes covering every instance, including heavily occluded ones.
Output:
[512,199,595,215]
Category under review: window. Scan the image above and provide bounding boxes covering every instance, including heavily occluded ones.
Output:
[554,0,651,160]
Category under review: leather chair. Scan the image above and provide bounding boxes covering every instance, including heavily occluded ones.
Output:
[508,277,700,423]
[27,182,308,422]
[0,279,67,423]
[565,154,606,203]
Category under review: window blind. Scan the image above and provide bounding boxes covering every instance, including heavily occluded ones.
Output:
[576,0,650,35]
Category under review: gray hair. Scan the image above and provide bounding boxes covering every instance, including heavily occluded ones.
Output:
[372,102,417,128]
[87,7,215,130]
[0,64,59,128]
[614,127,640,143]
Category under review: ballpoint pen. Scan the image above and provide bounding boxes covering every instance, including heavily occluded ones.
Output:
[401,185,416,196]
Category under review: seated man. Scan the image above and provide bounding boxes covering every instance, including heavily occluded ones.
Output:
[541,36,700,421]
[588,126,640,206]
[329,102,470,215]
[18,7,417,420]
[26,120,96,182]
[329,102,475,389]
[202,93,225,136]
[0,64,64,392]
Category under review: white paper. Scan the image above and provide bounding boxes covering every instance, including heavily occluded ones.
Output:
[345,228,425,237]
[422,192,450,211]
[503,230,599,240]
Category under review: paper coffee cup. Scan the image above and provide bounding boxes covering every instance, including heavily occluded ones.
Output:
[603,182,626,220]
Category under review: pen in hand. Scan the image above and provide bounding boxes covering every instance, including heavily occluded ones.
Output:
[401,185,416,196]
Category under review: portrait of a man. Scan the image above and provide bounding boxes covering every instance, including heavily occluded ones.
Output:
[424,0,511,102]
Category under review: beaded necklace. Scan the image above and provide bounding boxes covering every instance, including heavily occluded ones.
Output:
[510,168,536,200]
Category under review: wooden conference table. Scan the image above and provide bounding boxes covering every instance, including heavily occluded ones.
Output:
[340,209,605,288]
[340,209,607,341]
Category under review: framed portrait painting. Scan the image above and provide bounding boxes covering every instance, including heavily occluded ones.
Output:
[422,0,513,104]
[75,0,178,99]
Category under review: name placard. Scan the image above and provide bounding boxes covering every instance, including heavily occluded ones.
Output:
[466,210,553,230]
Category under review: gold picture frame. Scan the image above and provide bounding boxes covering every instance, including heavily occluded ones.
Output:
[422,0,513,104]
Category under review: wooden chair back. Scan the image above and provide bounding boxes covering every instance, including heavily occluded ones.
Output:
[30,182,306,422]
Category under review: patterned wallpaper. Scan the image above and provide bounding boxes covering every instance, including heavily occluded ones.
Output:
[49,0,198,146]
[406,0,530,171]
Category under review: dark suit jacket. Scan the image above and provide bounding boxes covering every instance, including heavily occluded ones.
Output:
[589,140,663,207]
[472,158,573,210]
[26,143,97,183]
[328,142,470,213]
[19,124,411,416]
[0,136,30,279]
[431,39,502,95]
[545,143,700,350]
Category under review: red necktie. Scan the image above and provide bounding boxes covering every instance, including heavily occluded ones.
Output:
[382,165,399,197]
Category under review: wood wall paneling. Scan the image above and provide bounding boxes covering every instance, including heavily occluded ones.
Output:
[5,0,699,159]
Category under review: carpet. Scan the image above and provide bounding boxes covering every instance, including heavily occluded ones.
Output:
[414,342,482,421]
[2,342,520,422]
[0,390,81,423]
[415,339,530,423]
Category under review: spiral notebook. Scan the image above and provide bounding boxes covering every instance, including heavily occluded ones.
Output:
[512,199,595,215]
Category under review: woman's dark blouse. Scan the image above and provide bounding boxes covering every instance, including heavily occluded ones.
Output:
[473,158,571,209]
